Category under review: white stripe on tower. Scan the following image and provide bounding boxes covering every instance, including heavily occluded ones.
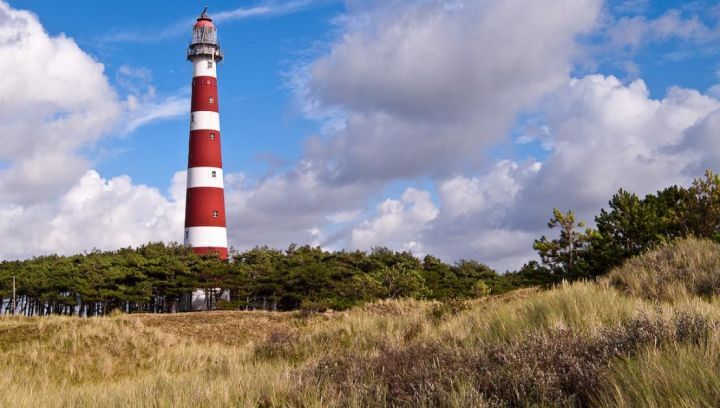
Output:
[187,167,224,189]
[190,111,220,131]
[193,58,217,77]
[185,227,228,248]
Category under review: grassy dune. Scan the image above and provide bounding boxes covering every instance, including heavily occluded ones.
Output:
[3,238,720,407]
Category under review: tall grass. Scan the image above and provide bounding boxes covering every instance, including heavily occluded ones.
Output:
[594,343,720,407]
[3,238,720,406]
[608,237,720,302]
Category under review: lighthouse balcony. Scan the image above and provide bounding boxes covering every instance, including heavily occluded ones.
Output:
[187,45,224,61]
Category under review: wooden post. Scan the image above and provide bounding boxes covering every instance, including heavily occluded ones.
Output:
[12,275,16,316]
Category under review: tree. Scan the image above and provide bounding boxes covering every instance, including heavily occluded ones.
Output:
[371,265,427,299]
[473,280,491,297]
[533,209,594,279]
[595,190,653,255]
[681,170,720,239]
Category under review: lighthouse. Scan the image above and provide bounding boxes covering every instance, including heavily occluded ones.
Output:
[184,8,228,260]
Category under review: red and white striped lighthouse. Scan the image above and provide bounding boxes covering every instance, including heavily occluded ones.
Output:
[184,8,228,260]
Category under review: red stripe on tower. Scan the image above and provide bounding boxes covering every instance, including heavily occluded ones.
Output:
[184,8,228,260]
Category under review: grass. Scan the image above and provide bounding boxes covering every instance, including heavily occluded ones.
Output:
[2,237,720,406]
[608,237,720,302]
[594,344,720,407]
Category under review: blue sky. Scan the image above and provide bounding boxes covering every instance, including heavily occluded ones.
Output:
[1,0,720,270]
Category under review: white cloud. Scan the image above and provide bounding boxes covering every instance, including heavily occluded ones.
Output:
[326,209,362,223]
[213,0,317,22]
[350,188,438,254]
[0,170,184,260]
[299,0,603,182]
[224,164,377,250]
[124,91,188,133]
[0,2,120,203]
[345,76,720,271]
[606,8,719,52]
[513,75,720,228]
[676,109,720,174]
[439,160,540,218]
[421,160,541,270]
[0,2,190,259]
[0,2,373,260]
[99,0,320,44]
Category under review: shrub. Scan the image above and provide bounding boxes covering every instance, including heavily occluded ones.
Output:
[254,328,302,361]
[310,343,469,407]
[305,311,717,407]
[473,280,491,297]
[427,299,469,323]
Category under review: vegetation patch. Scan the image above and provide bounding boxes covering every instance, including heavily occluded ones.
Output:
[305,311,717,407]
[609,237,720,302]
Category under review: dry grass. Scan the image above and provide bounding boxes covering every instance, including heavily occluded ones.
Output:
[608,237,720,302]
[3,238,720,406]
[593,343,720,407]
[134,310,301,346]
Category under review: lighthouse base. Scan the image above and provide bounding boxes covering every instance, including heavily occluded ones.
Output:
[179,288,230,311]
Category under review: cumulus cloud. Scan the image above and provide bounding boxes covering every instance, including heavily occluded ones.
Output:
[0,0,613,265]
[350,188,439,254]
[0,0,375,260]
[346,76,720,271]
[0,170,184,260]
[224,164,377,250]
[438,160,540,219]
[299,0,603,182]
[0,2,120,203]
[421,160,541,270]
[513,75,720,228]
[674,109,720,175]
[0,2,187,259]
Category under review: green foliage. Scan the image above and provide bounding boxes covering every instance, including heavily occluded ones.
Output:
[682,170,720,239]
[533,170,720,281]
[0,242,500,316]
[421,255,497,299]
[473,280,491,297]
[533,209,595,280]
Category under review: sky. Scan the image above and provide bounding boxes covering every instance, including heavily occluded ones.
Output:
[1,0,720,271]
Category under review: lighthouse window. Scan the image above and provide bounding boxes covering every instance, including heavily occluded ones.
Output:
[208,96,214,104]
[207,61,213,69]
[190,113,194,123]
[212,210,219,218]
[211,170,217,178]
[185,231,189,239]
[209,133,216,141]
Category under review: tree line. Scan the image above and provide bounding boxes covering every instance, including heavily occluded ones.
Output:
[0,242,501,316]
[2,170,719,316]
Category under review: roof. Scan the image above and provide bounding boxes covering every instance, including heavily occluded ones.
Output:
[194,7,214,28]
